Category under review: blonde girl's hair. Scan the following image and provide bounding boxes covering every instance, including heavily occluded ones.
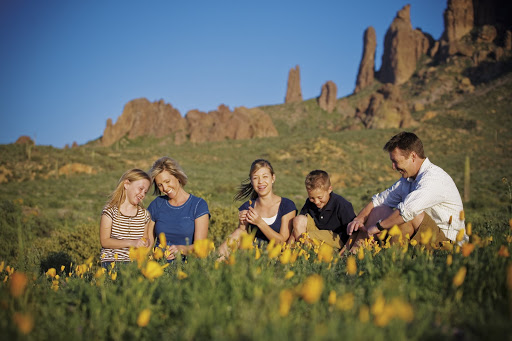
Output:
[106,169,151,209]
[149,156,188,196]
[234,159,275,202]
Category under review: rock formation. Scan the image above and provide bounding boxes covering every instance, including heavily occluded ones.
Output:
[186,105,278,143]
[443,0,474,42]
[102,99,278,146]
[355,26,377,93]
[285,65,303,103]
[15,136,34,145]
[378,5,433,85]
[355,83,416,129]
[317,81,337,113]
[102,98,187,146]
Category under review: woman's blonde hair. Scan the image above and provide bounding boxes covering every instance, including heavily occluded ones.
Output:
[234,159,275,201]
[149,156,188,195]
[106,169,151,209]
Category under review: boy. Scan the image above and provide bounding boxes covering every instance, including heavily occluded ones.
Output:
[290,170,356,250]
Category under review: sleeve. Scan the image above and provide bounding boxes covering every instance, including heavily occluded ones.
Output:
[372,179,405,208]
[238,201,250,212]
[397,173,447,222]
[299,199,309,215]
[194,197,210,219]
[144,209,151,224]
[282,198,297,215]
[101,206,114,220]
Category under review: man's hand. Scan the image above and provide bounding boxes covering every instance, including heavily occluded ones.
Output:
[347,218,365,235]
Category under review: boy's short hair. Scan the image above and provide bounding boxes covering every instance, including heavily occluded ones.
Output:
[305,170,331,191]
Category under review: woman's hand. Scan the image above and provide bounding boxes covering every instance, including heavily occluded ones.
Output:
[166,245,180,260]
[246,207,264,227]
[238,209,249,226]
[134,238,149,248]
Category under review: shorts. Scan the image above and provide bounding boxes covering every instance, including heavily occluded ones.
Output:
[305,214,345,250]
[410,212,450,249]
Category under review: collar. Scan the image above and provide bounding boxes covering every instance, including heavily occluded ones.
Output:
[407,157,430,183]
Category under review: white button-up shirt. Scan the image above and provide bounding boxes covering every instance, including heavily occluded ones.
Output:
[372,158,465,241]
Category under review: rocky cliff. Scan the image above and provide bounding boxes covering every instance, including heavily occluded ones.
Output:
[285,65,303,103]
[101,100,278,146]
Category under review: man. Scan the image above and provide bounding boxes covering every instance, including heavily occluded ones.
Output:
[347,131,467,248]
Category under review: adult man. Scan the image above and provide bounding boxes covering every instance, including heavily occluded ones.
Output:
[347,131,466,248]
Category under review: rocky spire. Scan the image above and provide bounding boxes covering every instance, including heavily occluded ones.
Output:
[378,5,432,85]
[442,0,474,43]
[285,65,303,103]
[318,81,337,113]
[355,26,376,93]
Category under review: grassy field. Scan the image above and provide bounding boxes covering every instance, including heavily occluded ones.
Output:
[0,56,511,339]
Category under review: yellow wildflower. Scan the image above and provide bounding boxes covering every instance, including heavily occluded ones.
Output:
[299,274,324,304]
[317,244,334,263]
[0,261,4,273]
[227,254,236,265]
[377,229,388,241]
[6,265,14,275]
[453,266,467,287]
[455,228,465,243]
[9,272,28,298]
[446,254,453,266]
[410,239,418,246]
[239,233,255,250]
[448,215,453,225]
[359,305,370,323]
[153,247,164,260]
[94,268,106,279]
[255,247,261,260]
[346,256,357,276]
[137,308,151,327]
[459,210,465,221]
[420,228,433,245]
[13,312,34,335]
[111,272,117,281]
[357,247,364,260]
[328,290,337,305]
[498,245,510,258]
[284,271,295,279]
[279,289,295,317]
[158,232,167,249]
[388,225,401,237]
[129,246,150,267]
[51,279,59,291]
[177,270,188,280]
[142,261,168,280]
[46,268,56,278]
[466,223,472,236]
[389,297,414,322]
[336,292,354,311]
[193,239,215,259]
[268,243,282,259]
[280,248,292,264]
[290,249,299,263]
[60,265,65,272]
[461,243,475,257]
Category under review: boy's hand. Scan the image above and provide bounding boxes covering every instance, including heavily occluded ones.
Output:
[347,218,364,235]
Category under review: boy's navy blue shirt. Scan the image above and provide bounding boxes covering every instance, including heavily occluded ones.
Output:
[299,192,356,242]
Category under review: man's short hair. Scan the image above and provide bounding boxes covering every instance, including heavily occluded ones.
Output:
[305,170,331,191]
[383,131,425,158]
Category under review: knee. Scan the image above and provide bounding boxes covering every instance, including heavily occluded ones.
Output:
[292,215,307,236]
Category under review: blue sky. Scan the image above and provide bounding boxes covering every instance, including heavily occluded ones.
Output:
[0,0,447,148]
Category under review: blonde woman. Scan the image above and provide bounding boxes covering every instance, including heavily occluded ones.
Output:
[147,157,210,261]
[100,169,152,268]
[218,159,296,258]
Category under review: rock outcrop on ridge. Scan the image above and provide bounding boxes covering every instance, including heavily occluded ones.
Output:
[285,65,303,103]
[317,81,338,113]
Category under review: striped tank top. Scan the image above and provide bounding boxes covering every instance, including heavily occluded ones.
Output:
[100,205,151,262]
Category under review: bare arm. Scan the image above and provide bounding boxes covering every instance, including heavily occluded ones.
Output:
[172,214,210,256]
[99,214,144,249]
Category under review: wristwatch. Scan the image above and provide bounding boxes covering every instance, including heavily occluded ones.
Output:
[376,220,385,231]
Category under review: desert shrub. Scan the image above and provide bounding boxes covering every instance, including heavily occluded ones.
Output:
[208,206,238,246]
[39,251,74,274]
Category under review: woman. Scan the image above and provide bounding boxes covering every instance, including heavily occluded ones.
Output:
[147,157,209,261]
[218,159,296,258]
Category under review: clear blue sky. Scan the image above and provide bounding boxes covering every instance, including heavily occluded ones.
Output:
[0,0,447,148]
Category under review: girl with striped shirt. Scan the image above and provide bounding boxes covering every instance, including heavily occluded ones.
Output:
[100,169,151,267]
